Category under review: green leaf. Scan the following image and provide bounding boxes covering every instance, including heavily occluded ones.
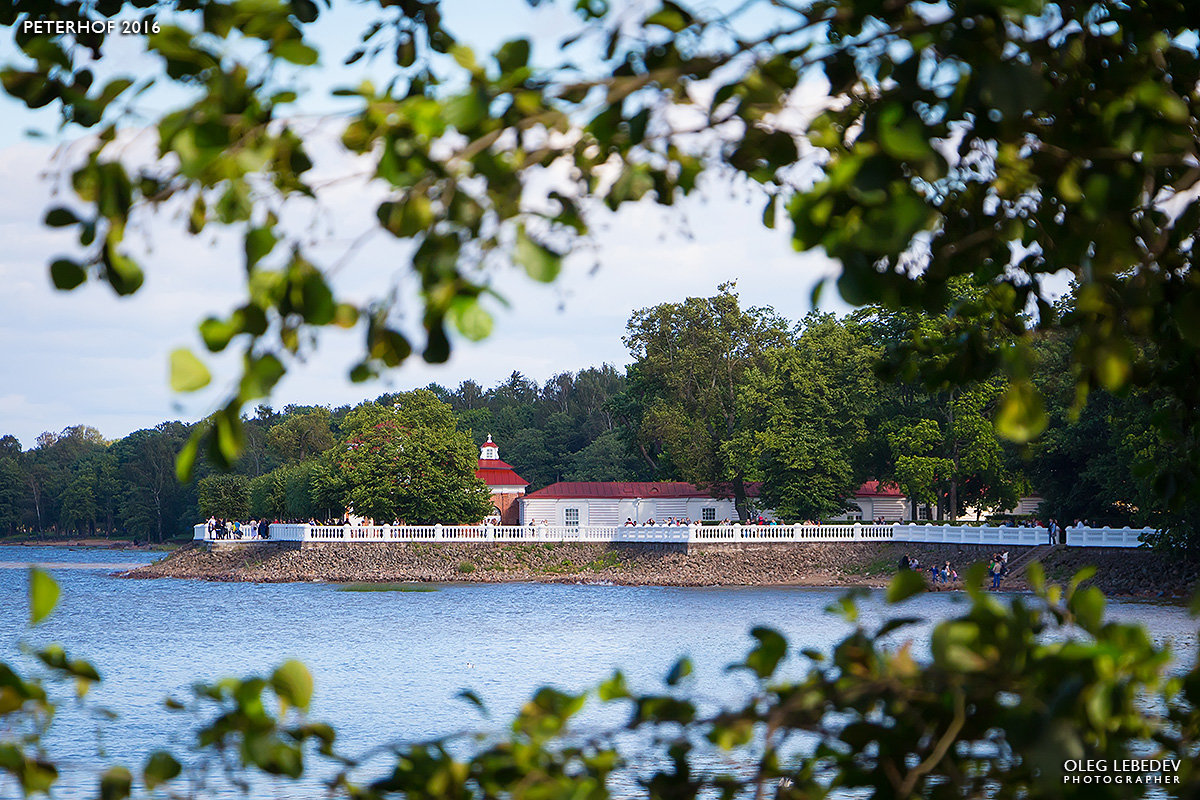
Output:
[169,348,212,392]
[176,434,200,483]
[50,259,86,290]
[143,751,181,790]
[877,102,935,162]
[739,627,787,679]
[886,569,926,604]
[645,1,692,32]
[448,298,493,342]
[271,660,313,711]
[875,616,923,638]
[1026,560,1046,595]
[368,325,412,367]
[665,656,693,686]
[495,38,531,73]
[240,354,285,400]
[456,689,489,717]
[29,568,60,625]
[245,226,278,269]
[45,207,79,227]
[1069,586,1106,632]
[826,588,867,623]
[1067,565,1097,599]
[995,380,1047,443]
[199,317,237,352]
[598,670,629,701]
[514,226,562,282]
[274,40,319,66]
[212,405,245,464]
[99,766,132,800]
[377,196,434,237]
[443,91,487,131]
[102,236,144,295]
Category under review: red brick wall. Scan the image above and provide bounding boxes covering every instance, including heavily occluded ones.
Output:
[492,492,522,525]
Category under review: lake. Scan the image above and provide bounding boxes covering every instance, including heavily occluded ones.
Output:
[0,545,1196,797]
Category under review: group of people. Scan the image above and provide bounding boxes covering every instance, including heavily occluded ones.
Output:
[621,517,694,526]
[898,554,959,584]
[898,551,1013,588]
[205,517,269,540]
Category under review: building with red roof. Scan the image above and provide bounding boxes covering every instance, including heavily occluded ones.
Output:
[841,480,908,521]
[474,435,529,525]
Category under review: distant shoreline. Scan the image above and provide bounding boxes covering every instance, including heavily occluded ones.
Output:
[0,538,177,551]
[119,541,1198,599]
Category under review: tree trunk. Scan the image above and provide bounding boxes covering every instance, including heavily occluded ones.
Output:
[634,439,659,475]
[733,474,749,523]
[948,388,959,522]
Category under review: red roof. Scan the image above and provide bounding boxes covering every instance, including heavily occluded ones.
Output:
[523,481,760,500]
[476,458,529,487]
[855,480,904,497]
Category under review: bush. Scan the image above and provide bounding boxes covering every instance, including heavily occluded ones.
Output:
[457,560,476,574]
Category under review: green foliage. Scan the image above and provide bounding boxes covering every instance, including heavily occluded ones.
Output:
[728,313,877,521]
[622,285,794,519]
[197,473,250,520]
[331,391,493,524]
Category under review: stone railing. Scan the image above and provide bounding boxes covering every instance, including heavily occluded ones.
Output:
[193,522,1152,548]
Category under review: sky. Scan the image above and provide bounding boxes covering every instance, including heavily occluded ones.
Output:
[0,1,848,449]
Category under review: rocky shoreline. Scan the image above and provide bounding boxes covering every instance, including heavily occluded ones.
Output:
[120,541,1200,598]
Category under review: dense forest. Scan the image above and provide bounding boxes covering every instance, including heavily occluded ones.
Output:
[0,286,1183,540]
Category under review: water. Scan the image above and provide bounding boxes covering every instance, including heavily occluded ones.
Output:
[0,545,1196,797]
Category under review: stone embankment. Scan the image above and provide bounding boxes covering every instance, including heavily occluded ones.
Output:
[121,541,1199,597]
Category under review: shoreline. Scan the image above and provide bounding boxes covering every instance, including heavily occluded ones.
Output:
[0,538,176,551]
[119,541,1200,599]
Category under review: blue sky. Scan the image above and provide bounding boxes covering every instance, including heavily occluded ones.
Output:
[0,1,847,447]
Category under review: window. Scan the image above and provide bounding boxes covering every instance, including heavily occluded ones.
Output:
[846,509,863,521]
[917,505,931,521]
[702,507,716,522]
[564,508,580,527]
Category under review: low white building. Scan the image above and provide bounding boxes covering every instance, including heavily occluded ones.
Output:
[840,481,909,521]
[519,481,754,527]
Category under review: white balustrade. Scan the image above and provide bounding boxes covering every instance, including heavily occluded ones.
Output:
[192,521,1155,548]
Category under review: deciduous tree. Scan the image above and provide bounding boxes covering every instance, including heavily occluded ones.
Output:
[330,391,492,524]
[623,285,793,520]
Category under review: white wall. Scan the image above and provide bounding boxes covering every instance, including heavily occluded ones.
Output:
[522,496,741,525]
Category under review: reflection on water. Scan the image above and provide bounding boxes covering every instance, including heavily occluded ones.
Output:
[0,545,1195,798]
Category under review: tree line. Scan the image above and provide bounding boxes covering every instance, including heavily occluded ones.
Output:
[0,284,1183,540]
